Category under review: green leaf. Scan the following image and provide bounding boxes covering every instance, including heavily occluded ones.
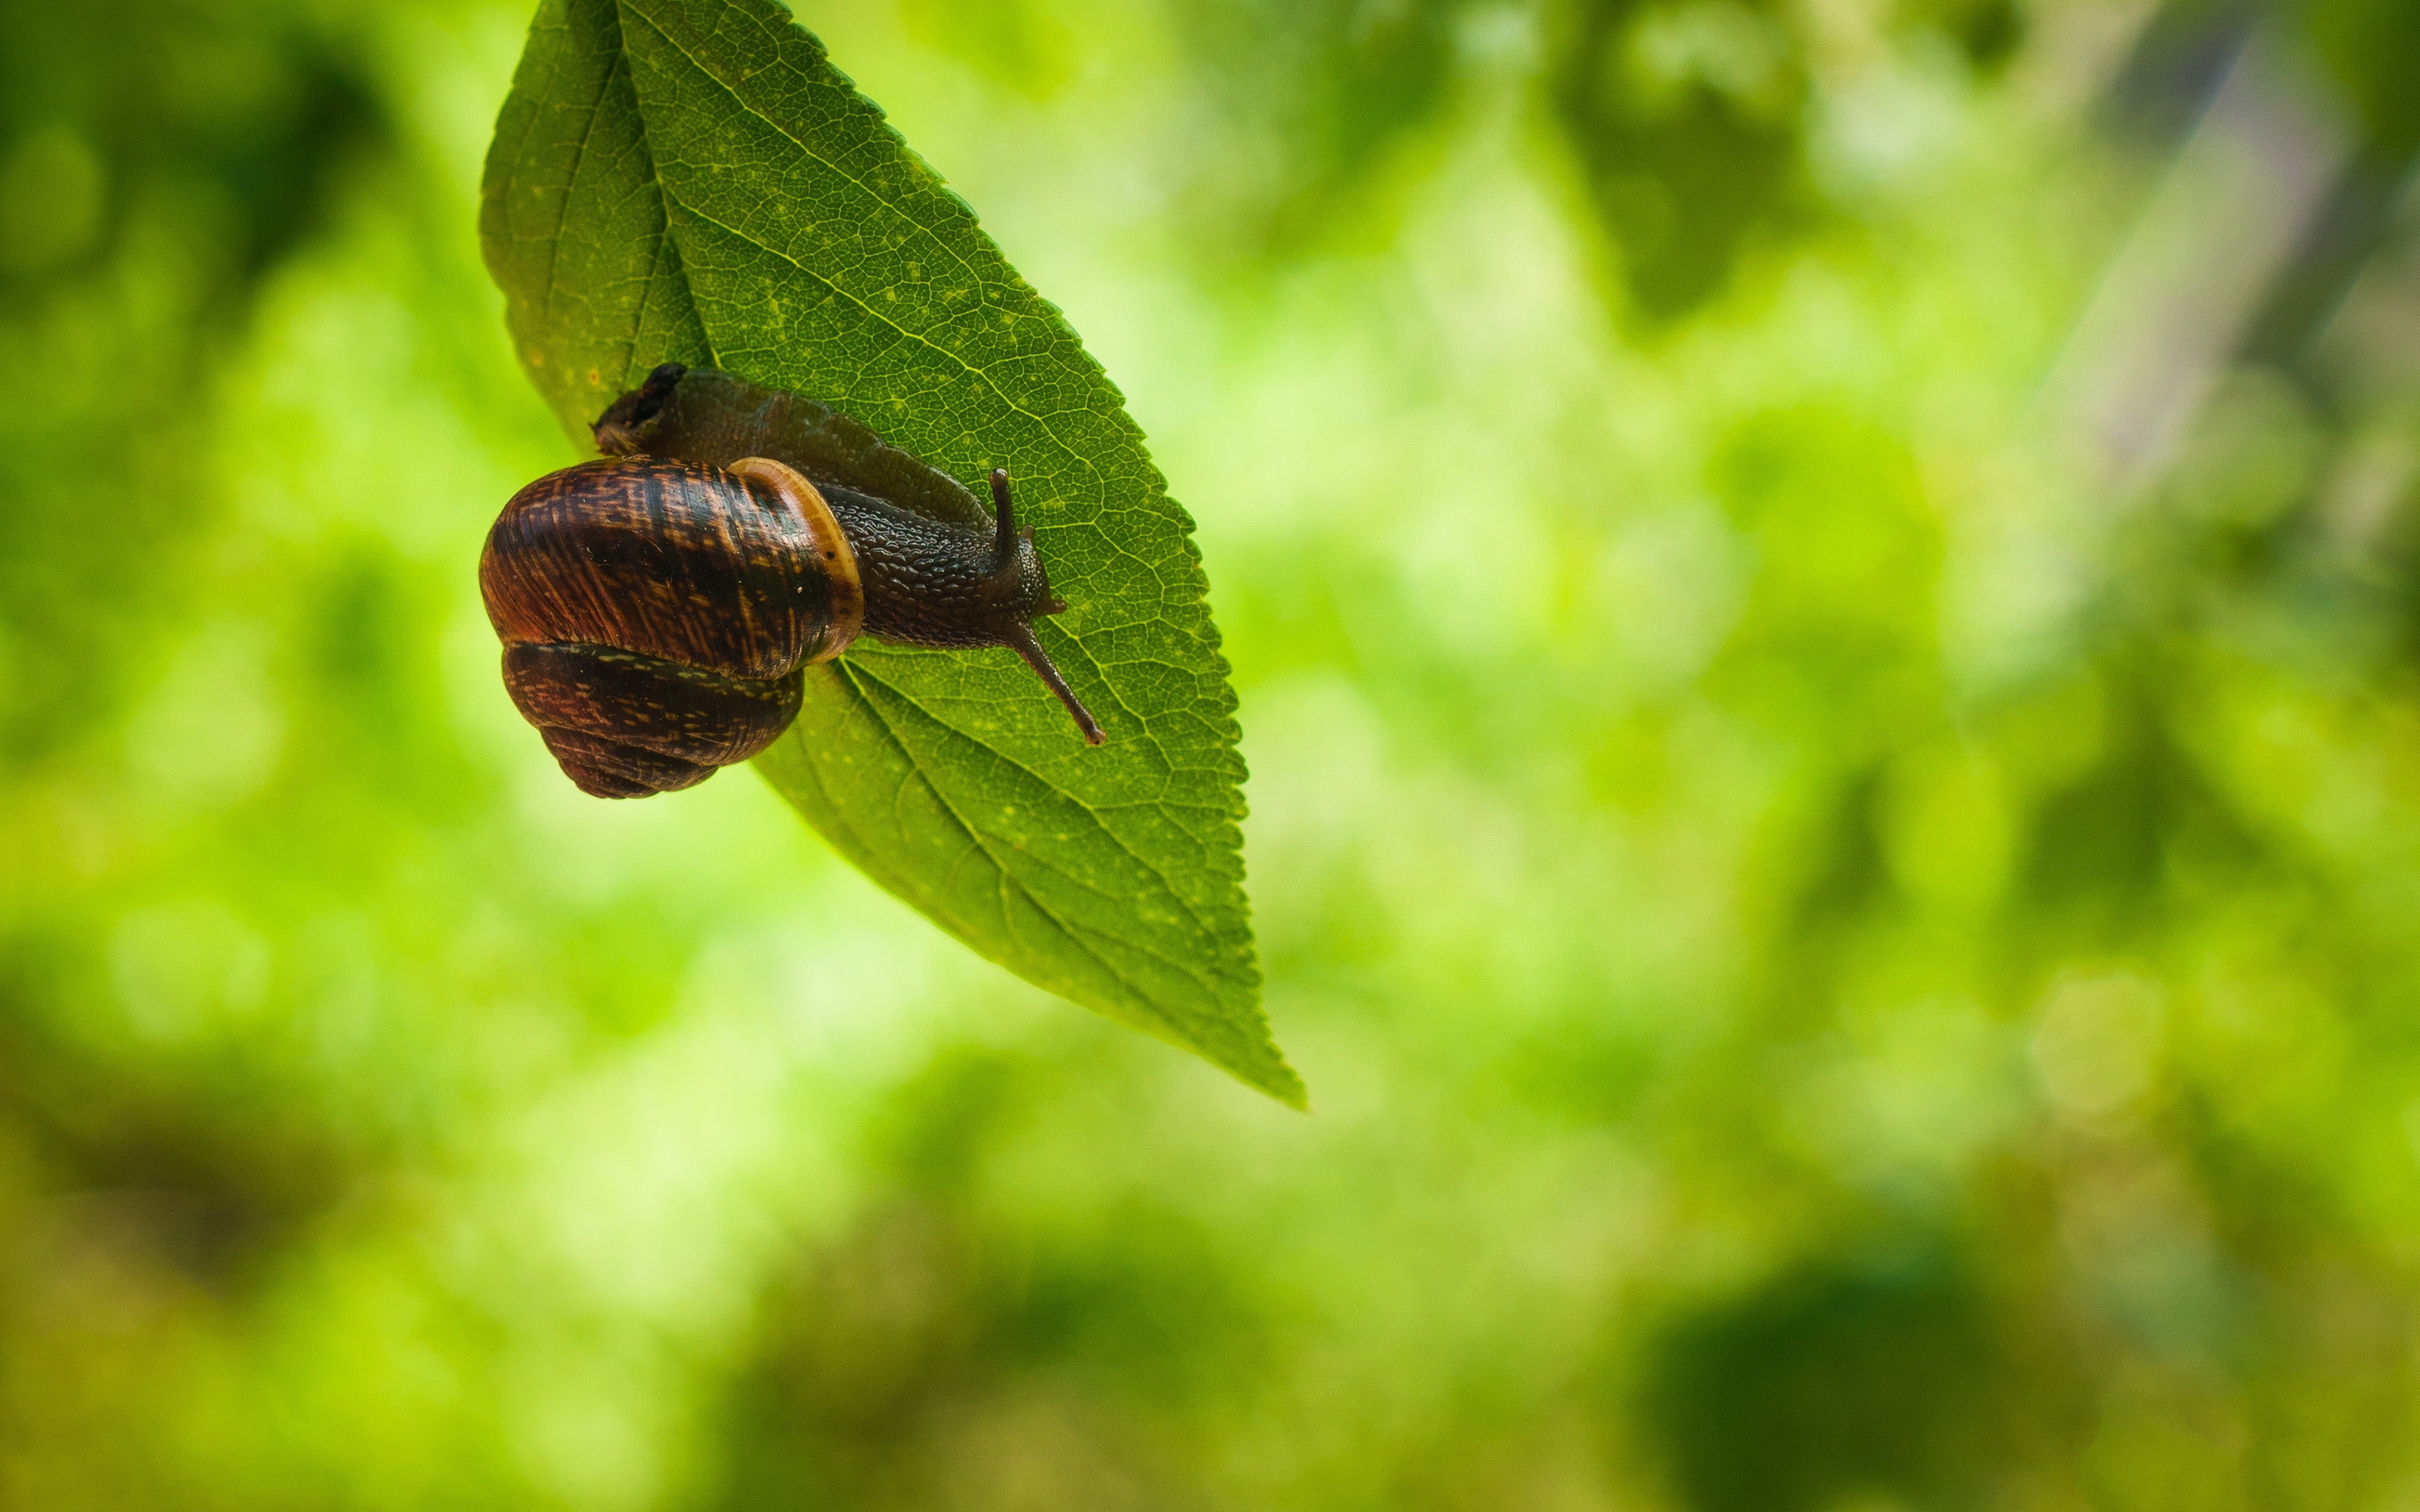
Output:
[478,0,1301,1106]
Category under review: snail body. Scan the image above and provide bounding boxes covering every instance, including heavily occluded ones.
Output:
[482,365,1101,799]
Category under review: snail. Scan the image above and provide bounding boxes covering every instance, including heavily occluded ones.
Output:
[481,363,1103,798]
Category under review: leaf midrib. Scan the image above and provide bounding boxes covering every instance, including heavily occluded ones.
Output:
[623,0,1116,500]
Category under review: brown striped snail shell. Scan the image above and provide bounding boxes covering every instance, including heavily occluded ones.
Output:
[482,365,1102,799]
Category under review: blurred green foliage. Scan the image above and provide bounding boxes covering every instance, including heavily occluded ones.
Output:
[5,0,2420,1508]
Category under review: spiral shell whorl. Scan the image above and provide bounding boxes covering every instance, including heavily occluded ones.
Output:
[480,456,860,798]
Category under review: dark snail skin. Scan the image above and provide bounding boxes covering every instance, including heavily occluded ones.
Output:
[594,363,990,535]
[591,364,1102,743]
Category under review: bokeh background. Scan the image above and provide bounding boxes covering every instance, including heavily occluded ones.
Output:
[6,0,2420,1504]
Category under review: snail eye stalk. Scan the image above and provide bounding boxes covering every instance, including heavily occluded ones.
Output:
[990,467,1018,570]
